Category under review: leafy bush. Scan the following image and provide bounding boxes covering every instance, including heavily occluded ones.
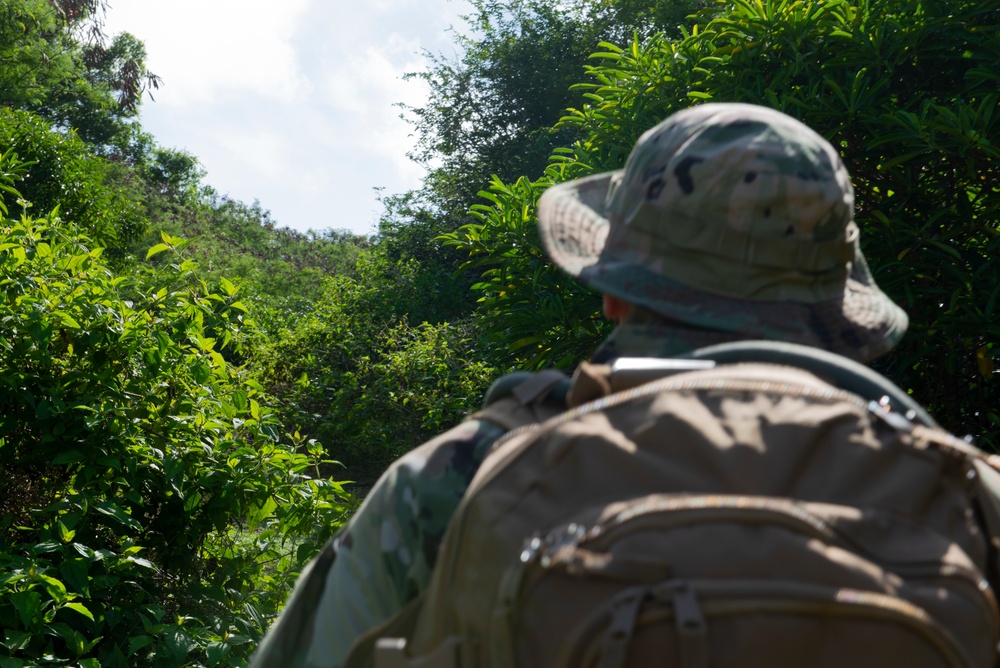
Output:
[0,107,146,258]
[446,0,1000,447]
[133,195,369,336]
[0,153,350,667]
[442,176,610,369]
[261,252,496,484]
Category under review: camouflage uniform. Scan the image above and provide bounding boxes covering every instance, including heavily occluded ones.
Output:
[252,103,914,667]
[250,309,750,668]
[250,417,503,668]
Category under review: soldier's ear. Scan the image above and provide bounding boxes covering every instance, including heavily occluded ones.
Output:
[602,294,634,324]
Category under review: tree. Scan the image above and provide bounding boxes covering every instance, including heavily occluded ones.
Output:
[405,0,708,215]
[365,0,708,365]
[0,0,160,148]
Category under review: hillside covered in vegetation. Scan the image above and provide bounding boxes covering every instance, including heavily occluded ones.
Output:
[1,0,998,665]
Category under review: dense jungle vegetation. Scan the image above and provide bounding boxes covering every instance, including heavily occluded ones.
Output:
[1,0,998,665]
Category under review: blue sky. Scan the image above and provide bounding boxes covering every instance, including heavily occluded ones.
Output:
[104,0,471,235]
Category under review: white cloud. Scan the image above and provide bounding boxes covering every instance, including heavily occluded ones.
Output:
[103,0,471,233]
[106,0,312,105]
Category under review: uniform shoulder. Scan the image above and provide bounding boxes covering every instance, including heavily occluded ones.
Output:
[481,369,571,409]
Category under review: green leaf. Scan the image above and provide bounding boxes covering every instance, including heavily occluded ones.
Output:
[0,630,32,652]
[56,519,76,543]
[63,601,95,621]
[9,590,41,627]
[36,572,68,603]
[128,635,154,657]
[71,543,95,559]
[164,629,197,662]
[145,243,170,259]
[247,496,278,531]
[32,541,61,554]
[206,641,230,666]
[60,557,90,597]
[124,555,156,570]
[94,502,142,532]
[232,390,248,411]
[56,312,81,329]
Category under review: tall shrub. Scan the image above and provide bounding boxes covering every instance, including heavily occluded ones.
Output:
[0,108,146,258]
[0,153,350,667]
[260,251,496,485]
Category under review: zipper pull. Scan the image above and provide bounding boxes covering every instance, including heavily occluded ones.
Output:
[596,586,647,668]
[659,580,709,668]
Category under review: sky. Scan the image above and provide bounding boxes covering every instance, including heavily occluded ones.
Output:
[103,0,472,235]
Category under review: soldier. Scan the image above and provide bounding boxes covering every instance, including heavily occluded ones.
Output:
[251,102,926,668]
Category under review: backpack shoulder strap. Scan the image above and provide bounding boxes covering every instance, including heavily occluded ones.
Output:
[470,369,570,433]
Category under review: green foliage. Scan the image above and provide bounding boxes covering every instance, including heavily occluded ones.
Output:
[0,0,159,148]
[0,155,350,666]
[375,190,480,325]
[139,145,205,204]
[0,0,86,114]
[406,0,708,212]
[441,176,609,369]
[407,0,591,207]
[446,0,1000,447]
[136,195,369,334]
[0,107,146,257]
[379,0,714,372]
[261,250,496,484]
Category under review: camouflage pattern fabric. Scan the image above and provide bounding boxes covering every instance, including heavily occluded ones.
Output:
[249,313,723,668]
[591,307,772,364]
[250,418,505,668]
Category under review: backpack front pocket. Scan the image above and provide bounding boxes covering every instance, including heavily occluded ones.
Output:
[560,578,975,668]
[490,494,998,668]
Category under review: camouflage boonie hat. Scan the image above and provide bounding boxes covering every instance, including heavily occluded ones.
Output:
[537,103,908,362]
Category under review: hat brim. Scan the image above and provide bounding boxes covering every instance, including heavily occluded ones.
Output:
[537,172,909,363]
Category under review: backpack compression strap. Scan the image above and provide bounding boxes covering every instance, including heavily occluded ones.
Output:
[473,369,570,432]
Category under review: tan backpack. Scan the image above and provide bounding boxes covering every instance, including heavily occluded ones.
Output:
[351,342,1000,668]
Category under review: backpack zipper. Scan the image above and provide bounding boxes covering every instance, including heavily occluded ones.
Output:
[561,579,979,668]
[539,494,999,625]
